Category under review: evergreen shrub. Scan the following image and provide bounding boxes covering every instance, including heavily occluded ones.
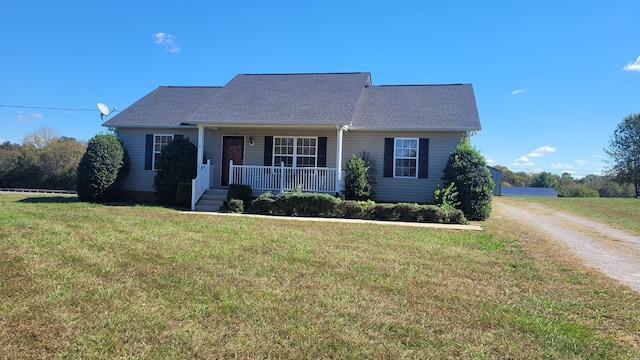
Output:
[76,134,130,202]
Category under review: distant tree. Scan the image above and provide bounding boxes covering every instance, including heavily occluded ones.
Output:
[530,171,559,188]
[40,137,86,189]
[442,140,494,221]
[76,134,130,202]
[153,136,197,205]
[22,126,58,150]
[604,113,640,198]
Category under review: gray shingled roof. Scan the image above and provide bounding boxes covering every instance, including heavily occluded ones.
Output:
[104,73,481,131]
[187,73,372,125]
[351,84,481,131]
[103,86,221,127]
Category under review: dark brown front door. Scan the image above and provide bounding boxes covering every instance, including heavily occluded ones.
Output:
[222,136,244,186]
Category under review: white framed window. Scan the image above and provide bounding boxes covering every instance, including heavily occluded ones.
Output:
[394,138,418,178]
[273,136,317,167]
[153,134,174,170]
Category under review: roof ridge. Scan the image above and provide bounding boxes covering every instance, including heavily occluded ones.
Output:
[238,72,370,76]
[374,83,469,87]
[162,85,223,89]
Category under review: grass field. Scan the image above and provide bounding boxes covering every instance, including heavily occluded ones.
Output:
[1,194,639,358]
[503,197,640,235]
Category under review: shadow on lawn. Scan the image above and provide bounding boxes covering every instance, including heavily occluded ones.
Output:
[17,196,80,204]
[17,196,142,207]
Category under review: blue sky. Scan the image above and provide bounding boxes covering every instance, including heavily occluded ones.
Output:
[1,1,639,177]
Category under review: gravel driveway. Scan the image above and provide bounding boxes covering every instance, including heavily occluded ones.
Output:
[493,199,640,293]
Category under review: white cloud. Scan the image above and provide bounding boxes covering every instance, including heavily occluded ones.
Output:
[153,32,180,53]
[575,160,588,166]
[623,56,640,72]
[512,156,534,167]
[17,111,42,123]
[512,89,526,95]
[0,138,6,143]
[551,163,574,169]
[527,146,556,158]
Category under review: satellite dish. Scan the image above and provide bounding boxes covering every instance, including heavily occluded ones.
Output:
[97,103,110,116]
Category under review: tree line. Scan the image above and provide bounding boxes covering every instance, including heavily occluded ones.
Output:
[493,165,636,198]
[0,127,86,190]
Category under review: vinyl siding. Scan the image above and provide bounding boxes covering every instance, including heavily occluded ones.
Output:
[342,131,465,203]
[118,127,339,191]
[116,128,198,192]
[205,127,338,188]
[117,127,464,202]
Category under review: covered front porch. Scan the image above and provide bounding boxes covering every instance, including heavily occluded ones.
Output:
[190,124,347,210]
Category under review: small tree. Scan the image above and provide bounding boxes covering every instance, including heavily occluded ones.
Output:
[344,153,375,201]
[76,134,130,202]
[442,140,494,221]
[604,113,640,197]
[153,136,197,205]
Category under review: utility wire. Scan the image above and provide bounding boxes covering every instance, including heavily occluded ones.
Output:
[0,104,96,112]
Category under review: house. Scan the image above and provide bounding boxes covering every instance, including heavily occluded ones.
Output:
[103,72,481,208]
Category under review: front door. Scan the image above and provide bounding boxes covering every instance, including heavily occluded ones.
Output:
[221,136,244,186]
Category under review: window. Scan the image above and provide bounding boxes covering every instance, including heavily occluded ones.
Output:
[153,134,173,170]
[273,137,317,167]
[394,138,418,178]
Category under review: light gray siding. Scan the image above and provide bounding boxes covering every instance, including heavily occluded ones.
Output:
[117,127,339,192]
[205,127,338,188]
[116,128,198,192]
[342,131,465,203]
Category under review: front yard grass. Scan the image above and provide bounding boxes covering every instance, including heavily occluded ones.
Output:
[1,194,639,358]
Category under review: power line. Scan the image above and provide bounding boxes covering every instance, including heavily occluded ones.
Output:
[0,104,96,112]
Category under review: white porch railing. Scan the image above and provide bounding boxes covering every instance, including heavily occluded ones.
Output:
[191,159,211,210]
[229,160,337,193]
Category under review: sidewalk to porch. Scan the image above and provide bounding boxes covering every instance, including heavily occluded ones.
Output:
[182,211,483,231]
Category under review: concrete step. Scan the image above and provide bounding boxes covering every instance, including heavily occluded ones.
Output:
[194,189,227,212]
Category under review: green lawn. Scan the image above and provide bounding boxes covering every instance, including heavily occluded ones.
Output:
[1,194,639,359]
[504,197,640,235]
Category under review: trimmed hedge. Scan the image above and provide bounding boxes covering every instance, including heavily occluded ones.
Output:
[250,192,468,224]
[227,184,253,210]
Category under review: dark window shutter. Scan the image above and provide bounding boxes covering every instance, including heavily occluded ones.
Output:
[263,136,273,166]
[418,138,429,179]
[174,134,183,140]
[317,137,327,167]
[383,138,394,178]
[144,134,153,170]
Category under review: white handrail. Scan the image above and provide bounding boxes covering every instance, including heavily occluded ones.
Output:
[229,163,337,193]
[191,159,211,211]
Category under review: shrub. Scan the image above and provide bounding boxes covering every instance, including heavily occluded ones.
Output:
[394,203,420,221]
[227,184,253,210]
[227,198,244,213]
[251,192,275,215]
[344,152,376,201]
[369,203,398,220]
[153,137,197,205]
[272,192,339,217]
[433,182,460,211]
[176,182,191,208]
[335,200,364,218]
[442,140,494,221]
[76,134,130,202]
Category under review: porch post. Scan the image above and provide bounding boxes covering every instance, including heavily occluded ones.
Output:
[197,125,205,170]
[335,125,344,195]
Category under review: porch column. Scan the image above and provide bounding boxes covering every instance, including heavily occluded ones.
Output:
[197,124,205,170]
[335,125,344,195]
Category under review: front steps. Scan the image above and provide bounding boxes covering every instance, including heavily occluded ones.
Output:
[194,189,227,212]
